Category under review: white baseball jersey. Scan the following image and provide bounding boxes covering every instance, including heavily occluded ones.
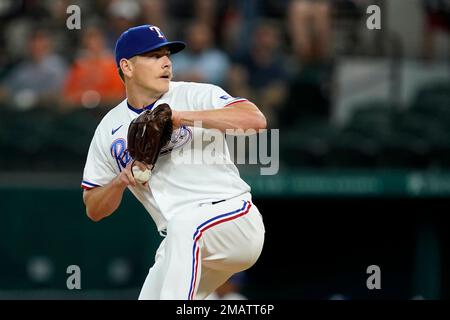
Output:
[82,81,251,232]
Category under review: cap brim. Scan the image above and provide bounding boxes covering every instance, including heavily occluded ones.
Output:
[165,41,186,54]
[136,41,186,56]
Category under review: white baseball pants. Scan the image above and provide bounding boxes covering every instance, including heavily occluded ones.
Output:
[138,193,265,300]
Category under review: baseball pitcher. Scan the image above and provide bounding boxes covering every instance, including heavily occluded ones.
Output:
[81,25,266,300]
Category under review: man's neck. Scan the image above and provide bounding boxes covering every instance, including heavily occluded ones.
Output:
[126,85,162,109]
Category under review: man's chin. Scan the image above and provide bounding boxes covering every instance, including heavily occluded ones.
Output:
[160,83,170,93]
[146,84,169,96]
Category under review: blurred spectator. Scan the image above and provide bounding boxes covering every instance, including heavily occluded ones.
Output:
[2,12,47,61]
[218,2,245,55]
[257,0,291,19]
[62,25,125,110]
[227,64,254,105]
[279,0,336,128]
[194,0,218,29]
[44,0,80,60]
[286,0,369,60]
[280,61,335,128]
[104,0,140,51]
[0,0,22,20]
[139,0,173,38]
[167,0,228,47]
[166,0,219,27]
[0,28,67,110]
[206,272,248,300]
[422,0,450,60]
[171,21,230,86]
[231,20,288,127]
[331,0,367,56]
[287,0,332,63]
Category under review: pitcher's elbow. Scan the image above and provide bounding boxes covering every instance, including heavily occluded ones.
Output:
[86,208,103,222]
[256,113,267,130]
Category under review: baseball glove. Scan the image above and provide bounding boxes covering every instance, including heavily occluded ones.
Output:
[127,103,173,170]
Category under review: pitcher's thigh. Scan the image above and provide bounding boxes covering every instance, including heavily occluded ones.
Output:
[201,213,265,272]
[195,268,234,300]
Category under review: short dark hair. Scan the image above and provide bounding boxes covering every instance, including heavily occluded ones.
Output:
[118,68,124,82]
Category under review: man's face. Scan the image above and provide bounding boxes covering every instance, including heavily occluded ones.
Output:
[129,47,172,95]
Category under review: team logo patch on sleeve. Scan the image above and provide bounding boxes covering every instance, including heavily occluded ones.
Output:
[160,126,192,155]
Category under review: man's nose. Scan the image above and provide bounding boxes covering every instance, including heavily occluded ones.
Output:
[162,55,171,68]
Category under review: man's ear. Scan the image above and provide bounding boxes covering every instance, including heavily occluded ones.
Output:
[120,59,133,78]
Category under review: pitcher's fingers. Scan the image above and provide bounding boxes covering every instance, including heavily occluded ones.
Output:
[123,164,137,187]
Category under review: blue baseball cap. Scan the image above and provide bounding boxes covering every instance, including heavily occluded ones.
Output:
[115,24,186,67]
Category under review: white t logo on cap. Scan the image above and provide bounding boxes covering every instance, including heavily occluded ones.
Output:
[149,26,164,38]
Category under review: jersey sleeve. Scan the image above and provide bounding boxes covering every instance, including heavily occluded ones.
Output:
[81,125,116,190]
[189,83,249,110]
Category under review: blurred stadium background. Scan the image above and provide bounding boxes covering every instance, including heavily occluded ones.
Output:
[0,0,449,299]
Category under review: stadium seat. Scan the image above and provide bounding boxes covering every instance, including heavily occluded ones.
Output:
[414,81,450,103]
[410,96,450,126]
[375,132,431,168]
[344,101,397,141]
[323,131,379,168]
[50,109,99,170]
[281,119,339,168]
[0,108,57,170]
[394,111,447,142]
[411,81,450,124]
